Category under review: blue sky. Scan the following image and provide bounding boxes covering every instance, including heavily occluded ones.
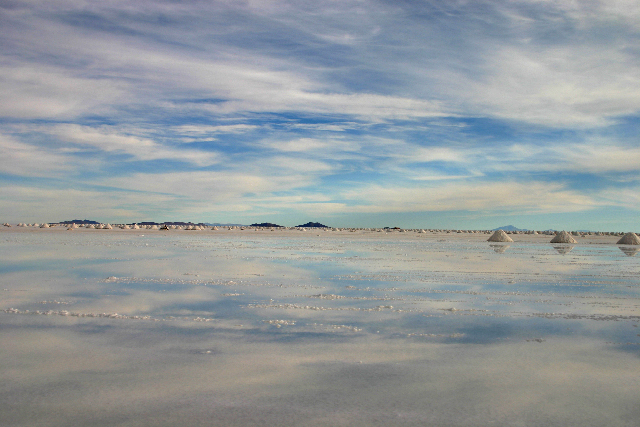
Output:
[1,0,639,230]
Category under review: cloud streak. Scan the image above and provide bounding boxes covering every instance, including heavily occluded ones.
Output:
[0,134,71,177]
[339,181,597,214]
[48,124,221,167]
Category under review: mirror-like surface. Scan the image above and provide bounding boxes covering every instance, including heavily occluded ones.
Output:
[2,229,639,426]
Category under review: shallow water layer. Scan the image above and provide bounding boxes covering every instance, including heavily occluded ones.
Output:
[1,230,639,426]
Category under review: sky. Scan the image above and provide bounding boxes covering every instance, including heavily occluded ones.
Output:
[1,0,640,230]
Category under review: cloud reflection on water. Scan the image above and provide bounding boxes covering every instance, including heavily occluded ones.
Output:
[1,231,639,426]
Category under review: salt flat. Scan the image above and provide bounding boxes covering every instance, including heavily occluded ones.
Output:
[1,227,639,426]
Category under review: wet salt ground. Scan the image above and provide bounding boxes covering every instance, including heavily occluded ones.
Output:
[1,231,640,426]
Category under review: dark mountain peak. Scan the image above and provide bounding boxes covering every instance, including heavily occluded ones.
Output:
[297,222,328,228]
[493,225,528,232]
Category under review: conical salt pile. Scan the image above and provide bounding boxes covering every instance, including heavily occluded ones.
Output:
[616,232,640,245]
[550,231,577,244]
[487,230,513,242]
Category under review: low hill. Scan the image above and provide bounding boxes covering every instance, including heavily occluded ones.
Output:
[297,222,329,228]
[493,225,528,232]
[59,219,99,224]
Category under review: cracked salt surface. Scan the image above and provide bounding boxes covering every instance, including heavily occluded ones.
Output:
[1,230,640,426]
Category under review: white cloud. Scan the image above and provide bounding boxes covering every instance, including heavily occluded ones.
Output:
[196,89,450,121]
[265,138,353,153]
[263,136,458,163]
[594,186,640,210]
[465,45,640,127]
[285,123,361,132]
[0,185,176,222]
[0,134,71,176]
[105,170,314,202]
[1,0,640,226]
[49,124,220,167]
[409,172,481,181]
[1,1,455,122]
[172,124,258,135]
[552,142,640,174]
[3,0,637,127]
[0,64,128,120]
[339,181,597,214]
[485,140,640,175]
[397,146,473,164]
[260,156,334,173]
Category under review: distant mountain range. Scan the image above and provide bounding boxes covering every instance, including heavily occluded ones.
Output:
[59,220,246,226]
[493,225,528,232]
[297,222,329,228]
[59,219,99,224]
[55,221,553,232]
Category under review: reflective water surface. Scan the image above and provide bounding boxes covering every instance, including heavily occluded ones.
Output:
[1,230,639,426]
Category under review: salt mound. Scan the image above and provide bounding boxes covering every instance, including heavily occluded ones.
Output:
[617,232,640,245]
[550,231,577,244]
[487,230,513,242]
